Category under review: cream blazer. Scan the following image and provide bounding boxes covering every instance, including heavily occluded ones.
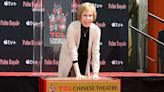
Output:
[58,21,101,77]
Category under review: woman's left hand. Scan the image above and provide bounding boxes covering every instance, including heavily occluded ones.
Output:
[90,73,99,79]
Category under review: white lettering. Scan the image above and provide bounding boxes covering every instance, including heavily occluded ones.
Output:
[111,22,124,28]
[4,1,17,6]
[108,3,127,10]
[96,22,106,28]
[111,60,124,65]
[22,40,42,46]
[0,20,20,27]
[108,41,127,47]
[3,39,16,45]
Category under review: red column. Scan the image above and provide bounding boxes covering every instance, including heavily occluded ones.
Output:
[148,0,164,72]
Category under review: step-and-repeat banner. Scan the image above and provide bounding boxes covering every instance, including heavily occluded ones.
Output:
[81,0,128,72]
[0,0,33,71]
[0,0,128,73]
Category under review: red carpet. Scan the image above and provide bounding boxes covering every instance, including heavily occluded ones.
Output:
[99,72,164,77]
[0,72,164,77]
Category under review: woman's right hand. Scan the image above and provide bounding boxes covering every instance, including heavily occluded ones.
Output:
[73,62,86,79]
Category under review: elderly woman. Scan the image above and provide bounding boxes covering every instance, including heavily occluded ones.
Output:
[58,2,101,79]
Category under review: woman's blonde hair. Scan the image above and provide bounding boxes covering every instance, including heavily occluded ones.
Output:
[77,2,97,21]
